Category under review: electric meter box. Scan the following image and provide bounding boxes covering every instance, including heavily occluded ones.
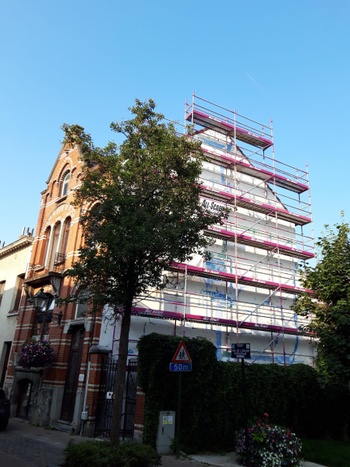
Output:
[156,411,175,454]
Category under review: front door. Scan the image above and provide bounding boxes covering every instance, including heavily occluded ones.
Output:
[60,326,84,421]
[16,379,32,419]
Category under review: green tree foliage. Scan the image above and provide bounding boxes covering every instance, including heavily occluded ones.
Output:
[293,219,350,387]
[62,99,228,443]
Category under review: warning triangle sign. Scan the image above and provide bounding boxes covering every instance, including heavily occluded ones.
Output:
[172,341,191,363]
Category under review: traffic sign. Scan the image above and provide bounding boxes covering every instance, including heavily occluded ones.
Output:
[169,362,192,372]
[172,341,191,363]
[232,343,251,359]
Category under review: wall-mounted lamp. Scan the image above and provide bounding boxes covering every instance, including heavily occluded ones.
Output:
[26,286,63,340]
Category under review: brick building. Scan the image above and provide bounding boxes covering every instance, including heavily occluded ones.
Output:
[5,139,106,435]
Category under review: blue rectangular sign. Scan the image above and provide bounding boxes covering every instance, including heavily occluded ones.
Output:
[169,362,192,372]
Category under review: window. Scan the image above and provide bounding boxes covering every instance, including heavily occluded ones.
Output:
[39,226,51,267]
[11,275,24,312]
[75,302,87,319]
[0,281,5,306]
[48,222,61,269]
[61,217,71,256]
[61,172,71,197]
[0,342,11,387]
[75,289,89,319]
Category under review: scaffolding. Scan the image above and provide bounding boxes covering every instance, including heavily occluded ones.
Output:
[130,95,315,365]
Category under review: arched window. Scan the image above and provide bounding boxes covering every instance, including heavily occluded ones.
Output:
[61,172,71,197]
[40,226,51,267]
[61,217,71,256]
[49,222,61,269]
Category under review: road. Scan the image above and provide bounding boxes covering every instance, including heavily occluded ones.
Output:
[0,418,84,467]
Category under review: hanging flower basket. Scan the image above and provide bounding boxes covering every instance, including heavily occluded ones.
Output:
[18,340,54,369]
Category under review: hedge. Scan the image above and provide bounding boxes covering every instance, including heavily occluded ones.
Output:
[137,333,350,452]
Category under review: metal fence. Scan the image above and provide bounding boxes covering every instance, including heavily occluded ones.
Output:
[94,358,138,439]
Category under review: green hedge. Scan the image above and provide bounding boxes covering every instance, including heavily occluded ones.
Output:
[137,333,350,452]
[62,440,161,467]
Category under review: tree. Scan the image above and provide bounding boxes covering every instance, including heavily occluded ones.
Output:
[62,99,228,443]
[293,218,350,387]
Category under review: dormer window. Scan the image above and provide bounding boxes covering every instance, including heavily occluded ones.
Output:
[61,172,71,197]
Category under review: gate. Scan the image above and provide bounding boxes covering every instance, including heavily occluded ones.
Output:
[94,358,138,439]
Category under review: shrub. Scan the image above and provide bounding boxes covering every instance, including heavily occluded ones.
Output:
[62,439,161,467]
[235,413,303,467]
[62,440,112,467]
[117,441,161,466]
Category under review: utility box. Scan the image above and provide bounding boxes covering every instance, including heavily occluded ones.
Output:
[156,411,175,454]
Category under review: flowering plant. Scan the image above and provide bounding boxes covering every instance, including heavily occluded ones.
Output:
[18,340,54,369]
[235,413,303,467]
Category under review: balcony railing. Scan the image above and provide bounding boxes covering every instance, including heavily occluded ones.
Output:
[54,252,66,265]
[27,254,66,280]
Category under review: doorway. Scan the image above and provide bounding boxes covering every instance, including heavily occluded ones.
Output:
[16,379,32,419]
[60,326,84,421]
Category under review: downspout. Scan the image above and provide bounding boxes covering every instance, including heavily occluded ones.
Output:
[80,300,98,435]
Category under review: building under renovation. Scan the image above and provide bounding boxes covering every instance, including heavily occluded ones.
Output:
[102,95,315,367]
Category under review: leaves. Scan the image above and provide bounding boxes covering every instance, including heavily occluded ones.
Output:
[293,219,350,386]
[62,99,229,444]
[63,99,228,310]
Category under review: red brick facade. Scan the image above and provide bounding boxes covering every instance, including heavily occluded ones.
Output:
[6,141,107,435]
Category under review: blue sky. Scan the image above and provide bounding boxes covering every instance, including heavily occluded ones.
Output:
[1,0,349,250]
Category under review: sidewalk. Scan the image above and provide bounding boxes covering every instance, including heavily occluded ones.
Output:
[2,418,325,467]
[161,452,237,466]
[162,452,325,467]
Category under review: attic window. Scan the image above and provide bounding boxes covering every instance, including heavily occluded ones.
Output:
[61,172,71,197]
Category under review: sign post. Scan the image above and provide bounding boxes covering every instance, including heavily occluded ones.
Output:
[170,341,192,459]
[232,343,251,464]
[231,343,251,360]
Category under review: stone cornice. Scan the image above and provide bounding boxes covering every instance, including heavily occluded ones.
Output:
[0,235,33,258]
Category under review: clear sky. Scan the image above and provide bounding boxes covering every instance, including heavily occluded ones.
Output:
[1,0,349,249]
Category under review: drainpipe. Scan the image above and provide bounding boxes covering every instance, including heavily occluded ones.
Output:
[80,359,91,435]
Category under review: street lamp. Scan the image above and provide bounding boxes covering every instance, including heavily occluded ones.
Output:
[30,288,63,340]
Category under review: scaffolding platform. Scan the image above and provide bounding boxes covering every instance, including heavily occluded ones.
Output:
[169,262,311,295]
[205,226,314,260]
[131,306,309,336]
[201,147,309,194]
[186,108,273,149]
[202,184,312,226]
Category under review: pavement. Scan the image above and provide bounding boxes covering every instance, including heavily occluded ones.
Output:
[163,452,326,467]
[0,418,326,467]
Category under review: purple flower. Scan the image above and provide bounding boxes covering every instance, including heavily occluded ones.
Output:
[235,415,302,467]
[18,340,54,368]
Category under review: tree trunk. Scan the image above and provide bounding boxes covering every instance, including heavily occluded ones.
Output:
[110,295,133,444]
